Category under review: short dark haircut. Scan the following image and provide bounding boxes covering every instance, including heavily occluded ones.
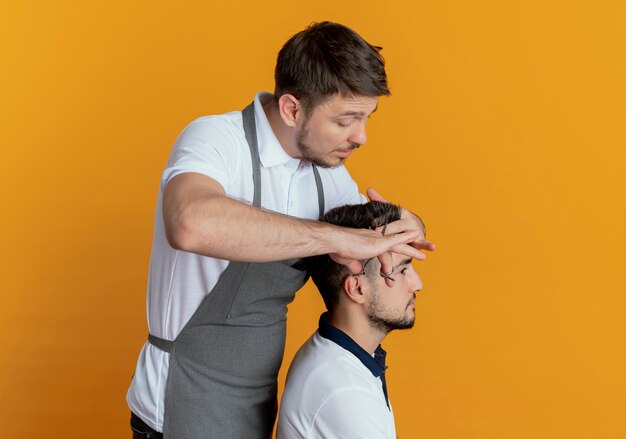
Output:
[274,21,390,113]
[306,201,401,312]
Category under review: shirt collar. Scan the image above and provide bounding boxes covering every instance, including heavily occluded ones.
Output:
[253,92,301,171]
[318,312,387,378]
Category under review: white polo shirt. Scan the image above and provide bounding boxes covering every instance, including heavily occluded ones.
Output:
[126,92,365,432]
[277,314,397,439]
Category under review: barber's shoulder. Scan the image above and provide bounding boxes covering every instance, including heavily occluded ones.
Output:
[172,112,247,158]
[181,112,243,140]
[162,112,248,191]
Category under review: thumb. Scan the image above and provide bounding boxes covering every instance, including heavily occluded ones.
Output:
[329,255,364,275]
[344,259,364,276]
[366,187,388,202]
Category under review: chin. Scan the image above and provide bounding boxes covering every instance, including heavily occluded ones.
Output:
[369,316,415,333]
[398,318,415,330]
[314,157,344,169]
[397,312,416,330]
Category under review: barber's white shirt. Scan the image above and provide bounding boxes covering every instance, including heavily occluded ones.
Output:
[278,332,397,439]
[126,92,365,432]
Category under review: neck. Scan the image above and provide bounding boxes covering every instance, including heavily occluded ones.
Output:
[262,96,299,158]
[328,310,386,355]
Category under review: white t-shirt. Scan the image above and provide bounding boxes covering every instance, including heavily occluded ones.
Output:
[126,92,365,432]
[277,330,397,439]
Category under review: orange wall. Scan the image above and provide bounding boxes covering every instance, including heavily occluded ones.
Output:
[1,1,625,437]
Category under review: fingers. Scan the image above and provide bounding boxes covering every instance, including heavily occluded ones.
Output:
[330,223,426,280]
[413,240,436,252]
[329,254,364,275]
[412,211,427,238]
[367,190,434,250]
[376,219,421,239]
[392,237,435,255]
[374,228,422,263]
[376,251,395,287]
[378,218,435,251]
[382,229,420,249]
[386,242,425,260]
[366,187,387,202]
[380,239,434,259]
[344,259,365,276]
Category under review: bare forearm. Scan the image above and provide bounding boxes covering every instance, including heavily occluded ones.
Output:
[168,193,338,262]
[163,173,423,268]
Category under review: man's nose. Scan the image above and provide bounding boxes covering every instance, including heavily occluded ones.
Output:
[411,272,423,293]
[349,122,367,145]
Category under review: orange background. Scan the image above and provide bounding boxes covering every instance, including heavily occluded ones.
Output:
[1,1,625,438]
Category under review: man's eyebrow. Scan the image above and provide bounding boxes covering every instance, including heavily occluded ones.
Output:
[337,111,366,117]
[394,258,413,270]
[338,104,378,117]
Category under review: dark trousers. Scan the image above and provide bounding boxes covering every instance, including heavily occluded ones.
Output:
[130,412,163,439]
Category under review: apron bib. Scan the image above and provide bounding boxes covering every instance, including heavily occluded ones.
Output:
[148,103,325,438]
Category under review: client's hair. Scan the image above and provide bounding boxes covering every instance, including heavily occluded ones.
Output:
[306,201,401,312]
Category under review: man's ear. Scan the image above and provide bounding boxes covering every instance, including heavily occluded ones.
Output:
[342,275,367,305]
[277,94,301,128]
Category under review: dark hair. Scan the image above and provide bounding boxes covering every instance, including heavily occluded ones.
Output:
[306,201,401,312]
[274,21,390,113]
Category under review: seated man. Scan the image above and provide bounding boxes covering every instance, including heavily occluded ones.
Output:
[277,201,425,439]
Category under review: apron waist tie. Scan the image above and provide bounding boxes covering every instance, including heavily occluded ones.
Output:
[148,334,173,353]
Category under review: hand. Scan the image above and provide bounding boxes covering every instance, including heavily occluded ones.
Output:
[329,227,422,282]
[367,187,436,285]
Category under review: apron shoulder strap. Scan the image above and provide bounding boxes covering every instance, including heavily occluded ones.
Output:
[242,103,262,208]
[311,165,325,220]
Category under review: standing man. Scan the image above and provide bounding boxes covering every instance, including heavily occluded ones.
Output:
[277,201,424,439]
[127,21,434,439]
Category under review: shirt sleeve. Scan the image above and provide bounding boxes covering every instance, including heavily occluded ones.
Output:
[160,116,241,192]
[309,388,395,439]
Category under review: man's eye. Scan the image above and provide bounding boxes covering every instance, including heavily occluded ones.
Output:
[337,120,352,127]
[400,267,409,275]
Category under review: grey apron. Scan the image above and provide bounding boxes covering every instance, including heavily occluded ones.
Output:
[148,103,325,439]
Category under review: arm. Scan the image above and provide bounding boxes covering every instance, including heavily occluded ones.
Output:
[163,172,422,264]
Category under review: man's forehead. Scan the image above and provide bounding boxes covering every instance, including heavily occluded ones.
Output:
[391,254,413,268]
[316,93,378,115]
